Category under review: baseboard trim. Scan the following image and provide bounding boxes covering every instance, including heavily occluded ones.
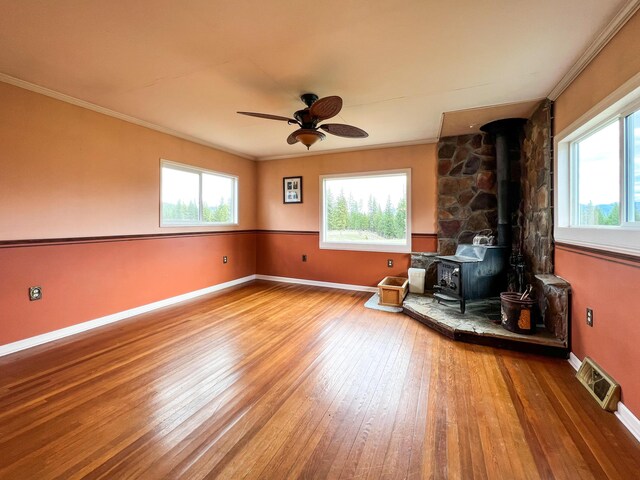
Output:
[256,274,378,293]
[568,352,582,371]
[568,351,640,443]
[615,403,640,443]
[0,274,257,358]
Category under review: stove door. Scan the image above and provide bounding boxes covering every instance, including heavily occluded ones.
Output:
[437,261,461,296]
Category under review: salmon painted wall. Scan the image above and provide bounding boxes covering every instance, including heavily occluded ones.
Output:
[256,144,437,233]
[0,82,257,240]
[554,10,640,417]
[554,10,640,133]
[255,145,438,283]
[554,246,640,415]
[0,83,258,347]
[257,232,437,287]
[0,233,256,346]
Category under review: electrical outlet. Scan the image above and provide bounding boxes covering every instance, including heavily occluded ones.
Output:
[387,259,393,268]
[302,254,307,262]
[223,256,228,264]
[586,308,593,327]
[29,286,42,301]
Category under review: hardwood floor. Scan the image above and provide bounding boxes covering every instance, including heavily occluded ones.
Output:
[1,281,638,479]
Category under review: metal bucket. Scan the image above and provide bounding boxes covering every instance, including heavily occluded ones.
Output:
[500,291,537,335]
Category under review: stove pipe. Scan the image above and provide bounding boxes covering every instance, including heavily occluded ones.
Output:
[480,118,526,247]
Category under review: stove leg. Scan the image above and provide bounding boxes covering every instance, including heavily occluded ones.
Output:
[460,299,466,314]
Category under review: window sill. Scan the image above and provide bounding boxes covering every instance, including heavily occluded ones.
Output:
[319,241,412,253]
[161,223,239,228]
[554,226,640,258]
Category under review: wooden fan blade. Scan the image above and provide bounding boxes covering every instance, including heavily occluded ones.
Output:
[287,130,301,144]
[319,123,368,138]
[309,96,342,121]
[237,111,297,123]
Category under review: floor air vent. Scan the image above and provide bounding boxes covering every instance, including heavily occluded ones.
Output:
[576,357,620,411]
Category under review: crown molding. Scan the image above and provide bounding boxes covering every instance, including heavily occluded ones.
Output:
[548,0,640,100]
[1,72,435,161]
[437,111,446,140]
[0,73,256,161]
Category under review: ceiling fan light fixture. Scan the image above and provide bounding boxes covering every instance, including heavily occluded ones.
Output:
[238,94,367,150]
[295,129,325,149]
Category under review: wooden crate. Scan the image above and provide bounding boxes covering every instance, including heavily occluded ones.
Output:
[377,276,409,307]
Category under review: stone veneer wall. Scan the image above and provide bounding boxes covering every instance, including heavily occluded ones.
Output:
[437,134,497,255]
[520,100,554,275]
[433,102,566,342]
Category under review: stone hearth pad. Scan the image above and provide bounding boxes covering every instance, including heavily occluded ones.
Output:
[364,293,403,313]
[403,293,568,357]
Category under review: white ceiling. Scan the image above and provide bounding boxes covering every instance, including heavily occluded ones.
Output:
[0,0,630,159]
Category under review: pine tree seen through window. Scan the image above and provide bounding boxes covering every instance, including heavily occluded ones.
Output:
[321,170,410,252]
[161,161,237,226]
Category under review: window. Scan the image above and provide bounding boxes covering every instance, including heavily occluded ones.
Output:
[626,110,640,222]
[320,169,411,252]
[569,106,640,228]
[555,81,640,256]
[160,160,237,226]
[572,120,620,226]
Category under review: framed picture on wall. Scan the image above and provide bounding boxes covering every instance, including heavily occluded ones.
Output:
[283,176,303,204]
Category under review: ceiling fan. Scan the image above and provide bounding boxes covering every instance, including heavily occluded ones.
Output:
[238,93,368,150]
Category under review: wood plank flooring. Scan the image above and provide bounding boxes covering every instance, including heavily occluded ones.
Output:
[0,280,638,479]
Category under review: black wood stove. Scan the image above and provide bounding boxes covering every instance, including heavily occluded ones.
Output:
[434,244,508,313]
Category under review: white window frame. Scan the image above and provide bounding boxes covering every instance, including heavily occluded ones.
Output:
[160,159,238,227]
[319,169,412,253]
[555,74,640,257]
